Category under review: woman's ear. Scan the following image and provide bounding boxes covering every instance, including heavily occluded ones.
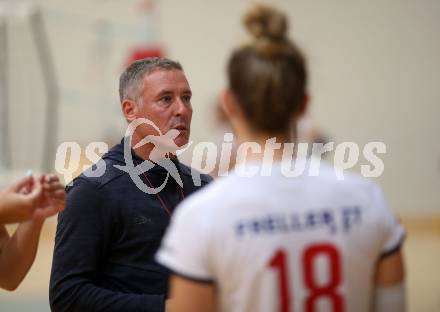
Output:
[297,93,309,118]
[220,89,240,120]
[121,99,138,122]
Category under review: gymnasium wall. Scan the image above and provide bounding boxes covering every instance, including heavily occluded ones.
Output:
[160,0,440,215]
[3,0,440,214]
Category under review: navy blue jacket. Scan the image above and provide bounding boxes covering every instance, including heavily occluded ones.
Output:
[49,140,212,312]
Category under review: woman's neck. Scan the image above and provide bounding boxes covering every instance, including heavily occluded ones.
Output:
[236,131,295,163]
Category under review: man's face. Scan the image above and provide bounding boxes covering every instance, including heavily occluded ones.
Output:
[135,69,193,147]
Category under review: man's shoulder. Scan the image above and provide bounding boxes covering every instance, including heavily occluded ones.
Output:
[67,159,126,193]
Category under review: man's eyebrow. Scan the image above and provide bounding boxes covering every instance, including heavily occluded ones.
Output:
[155,90,173,98]
[155,89,192,98]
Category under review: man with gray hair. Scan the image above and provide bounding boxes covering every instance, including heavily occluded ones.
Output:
[49,58,212,312]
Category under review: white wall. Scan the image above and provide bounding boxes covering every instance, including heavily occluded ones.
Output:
[3,0,439,214]
[160,0,440,214]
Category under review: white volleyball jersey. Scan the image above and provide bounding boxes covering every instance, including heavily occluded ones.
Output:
[156,161,405,312]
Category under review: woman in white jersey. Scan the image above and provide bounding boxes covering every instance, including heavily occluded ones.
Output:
[157,5,405,312]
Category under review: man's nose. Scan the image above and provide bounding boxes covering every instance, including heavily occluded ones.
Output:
[174,98,192,117]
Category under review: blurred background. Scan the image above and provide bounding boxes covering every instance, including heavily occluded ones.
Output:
[0,0,439,311]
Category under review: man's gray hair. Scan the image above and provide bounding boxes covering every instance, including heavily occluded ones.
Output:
[119,57,183,106]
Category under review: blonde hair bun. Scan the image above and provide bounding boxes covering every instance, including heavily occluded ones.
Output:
[243,4,288,42]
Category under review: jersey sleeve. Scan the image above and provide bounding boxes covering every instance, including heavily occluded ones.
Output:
[156,200,214,283]
[371,184,406,257]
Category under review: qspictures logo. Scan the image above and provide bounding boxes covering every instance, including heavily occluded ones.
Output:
[55,118,386,194]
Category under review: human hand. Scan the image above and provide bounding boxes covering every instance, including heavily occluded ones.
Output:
[0,176,42,224]
[32,174,66,222]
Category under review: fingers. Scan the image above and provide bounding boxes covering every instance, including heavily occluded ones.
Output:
[27,178,43,202]
[17,178,43,217]
[12,174,63,194]
[43,181,65,193]
[42,174,63,189]
[49,189,66,200]
[28,178,43,198]
[9,175,34,193]
[35,174,66,219]
[0,174,65,224]
[33,198,65,220]
[42,175,66,199]
[43,174,55,183]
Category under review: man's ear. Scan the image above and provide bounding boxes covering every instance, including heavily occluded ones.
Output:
[121,99,138,122]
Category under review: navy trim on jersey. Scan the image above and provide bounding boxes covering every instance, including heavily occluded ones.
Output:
[168,267,215,285]
[380,232,406,259]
